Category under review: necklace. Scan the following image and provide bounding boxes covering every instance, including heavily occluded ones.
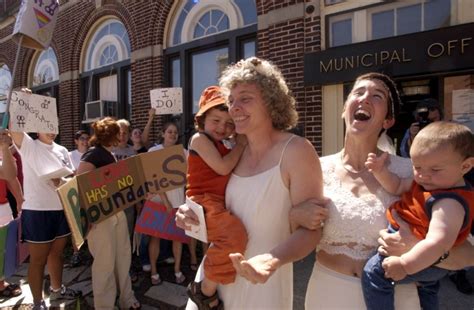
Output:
[340,151,368,174]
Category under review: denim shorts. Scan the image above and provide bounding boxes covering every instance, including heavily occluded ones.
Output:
[21,209,71,243]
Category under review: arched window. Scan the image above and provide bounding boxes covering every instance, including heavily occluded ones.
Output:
[165,0,257,141]
[32,47,59,87]
[81,18,132,123]
[0,64,11,114]
[193,9,229,38]
[84,19,131,71]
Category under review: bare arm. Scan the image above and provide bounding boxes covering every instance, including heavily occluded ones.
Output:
[379,213,474,270]
[400,199,465,274]
[190,132,246,175]
[382,199,466,280]
[77,161,96,175]
[289,198,328,231]
[230,137,324,283]
[365,152,411,195]
[142,108,155,147]
[0,131,17,181]
[9,131,24,150]
[7,178,23,214]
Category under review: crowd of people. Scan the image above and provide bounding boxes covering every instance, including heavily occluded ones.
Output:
[0,57,473,310]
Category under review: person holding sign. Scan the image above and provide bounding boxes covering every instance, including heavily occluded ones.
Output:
[146,122,187,285]
[76,117,140,310]
[177,58,326,309]
[9,129,81,309]
[130,108,155,154]
[184,85,249,309]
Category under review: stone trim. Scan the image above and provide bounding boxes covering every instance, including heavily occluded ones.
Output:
[131,44,163,63]
[59,70,79,82]
[258,2,304,30]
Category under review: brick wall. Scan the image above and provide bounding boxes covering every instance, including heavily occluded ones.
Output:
[256,0,323,154]
[0,0,323,151]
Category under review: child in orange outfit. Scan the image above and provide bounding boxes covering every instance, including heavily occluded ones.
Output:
[362,121,474,310]
[186,86,248,309]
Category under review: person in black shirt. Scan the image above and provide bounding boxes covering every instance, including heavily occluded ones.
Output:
[77,117,140,309]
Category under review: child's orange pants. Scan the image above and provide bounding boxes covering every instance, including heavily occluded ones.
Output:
[192,192,248,284]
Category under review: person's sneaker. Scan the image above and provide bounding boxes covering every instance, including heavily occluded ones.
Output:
[70,252,81,267]
[164,257,175,264]
[49,285,82,301]
[142,264,151,272]
[32,300,47,310]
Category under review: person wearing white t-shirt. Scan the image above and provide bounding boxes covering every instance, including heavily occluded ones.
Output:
[68,130,89,171]
[10,131,81,309]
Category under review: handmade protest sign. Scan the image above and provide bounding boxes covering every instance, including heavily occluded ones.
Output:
[135,200,190,243]
[9,91,58,133]
[150,87,183,115]
[58,145,187,249]
[12,0,59,50]
[184,197,208,243]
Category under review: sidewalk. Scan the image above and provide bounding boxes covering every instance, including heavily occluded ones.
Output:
[1,250,474,309]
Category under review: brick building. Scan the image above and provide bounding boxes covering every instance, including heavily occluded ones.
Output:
[0,0,473,155]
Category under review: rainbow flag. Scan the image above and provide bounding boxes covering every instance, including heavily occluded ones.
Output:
[33,8,51,29]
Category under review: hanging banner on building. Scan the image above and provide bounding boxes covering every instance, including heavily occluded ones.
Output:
[9,91,58,134]
[12,0,60,50]
[57,145,187,249]
[150,87,183,115]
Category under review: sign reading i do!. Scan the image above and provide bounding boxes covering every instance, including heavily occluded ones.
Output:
[9,91,58,134]
[12,0,59,50]
[150,87,183,115]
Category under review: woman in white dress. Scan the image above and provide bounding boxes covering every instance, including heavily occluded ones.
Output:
[230,72,421,309]
[176,57,327,309]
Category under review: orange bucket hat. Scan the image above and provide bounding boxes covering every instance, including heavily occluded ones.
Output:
[195,86,226,118]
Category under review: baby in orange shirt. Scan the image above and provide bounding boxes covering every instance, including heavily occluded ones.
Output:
[362,121,474,310]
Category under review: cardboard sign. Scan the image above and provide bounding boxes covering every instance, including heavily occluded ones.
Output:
[58,145,187,249]
[135,200,190,243]
[184,197,208,243]
[150,87,183,115]
[9,91,58,133]
[12,0,59,50]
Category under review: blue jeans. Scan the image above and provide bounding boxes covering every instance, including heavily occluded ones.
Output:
[362,253,448,310]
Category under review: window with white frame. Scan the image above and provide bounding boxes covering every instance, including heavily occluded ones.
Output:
[84,19,131,71]
[194,9,230,38]
[165,0,257,142]
[169,0,256,47]
[81,18,131,122]
[32,47,59,87]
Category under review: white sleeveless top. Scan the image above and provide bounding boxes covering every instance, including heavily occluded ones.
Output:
[317,152,413,260]
[186,135,295,310]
